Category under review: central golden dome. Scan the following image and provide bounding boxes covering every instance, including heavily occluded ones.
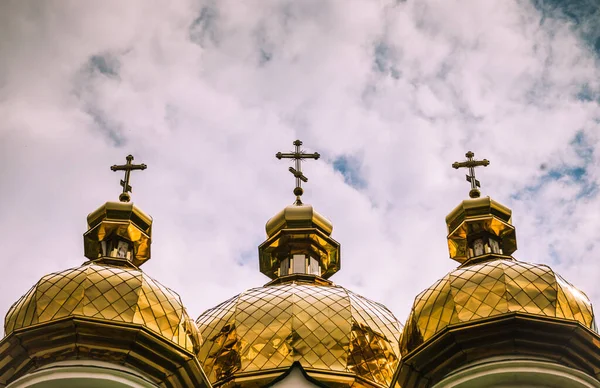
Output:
[196,277,401,387]
[197,141,402,387]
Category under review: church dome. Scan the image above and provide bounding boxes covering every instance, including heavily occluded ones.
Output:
[395,153,599,388]
[401,195,596,354]
[197,277,401,387]
[401,258,595,354]
[5,261,201,353]
[0,156,211,388]
[197,140,402,387]
[3,199,201,354]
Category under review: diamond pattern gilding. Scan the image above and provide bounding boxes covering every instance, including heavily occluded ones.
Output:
[5,263,201,353]
[401,258,597,354]
[197,282,402,387]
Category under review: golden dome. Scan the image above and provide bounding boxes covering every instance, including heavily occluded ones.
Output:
[400,257,596,354]
[0,157,211,387]
[0,199,206,352]
[6,199,201,352]
[5,262,201,353]
[401,192,595,355]
[196,277,402,388]
[197,141,401,387]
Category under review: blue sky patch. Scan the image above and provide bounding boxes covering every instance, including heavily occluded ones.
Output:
[88,54,120,78]
[189,6,218,47]
[512,131,597,200]
[74,54,125,146]
[373,41,401,80]
[533,0,600,57]
[576,83,597,102]
[85,106,126,147]
[332,155,367,189]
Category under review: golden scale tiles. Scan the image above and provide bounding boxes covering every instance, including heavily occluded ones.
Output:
[196,281,402,387]
[401,258,596,353]
[4,263,201,353]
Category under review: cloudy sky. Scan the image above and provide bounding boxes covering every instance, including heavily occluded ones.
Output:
[1,0,600,330]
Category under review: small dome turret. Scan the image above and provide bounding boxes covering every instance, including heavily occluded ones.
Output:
[445,196,517,264]
[259,202,341,280]
[84,201,152,267]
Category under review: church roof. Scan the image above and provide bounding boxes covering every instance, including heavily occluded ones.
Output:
[400,257,595,354]
[196,278,401,387]
[5,261,201,353]
[0,155,211,387]
[196,140,402,387]
[403,153,595,353]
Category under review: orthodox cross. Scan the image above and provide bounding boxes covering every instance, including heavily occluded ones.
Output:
[110,154,147,202]
[452,151,490,198]
[276,140,320,204]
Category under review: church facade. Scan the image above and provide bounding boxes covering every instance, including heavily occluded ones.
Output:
[1,146,599,388]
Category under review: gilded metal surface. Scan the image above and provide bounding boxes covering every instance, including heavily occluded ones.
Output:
[265,203,333,238]
[0,318,212,388]
[446,197,517,263]
[196,280,402,387]
[451,151,490,199]
[401,257,596,354]
[260,203,340,279]
[5,262,201,353]
[84,201,152,267]
[395,314,600,388]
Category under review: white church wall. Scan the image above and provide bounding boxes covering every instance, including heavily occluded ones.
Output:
[270,366,320,387]
[433,358,600,388]
[7,360,158,388]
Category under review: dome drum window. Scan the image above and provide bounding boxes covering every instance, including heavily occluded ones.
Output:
[467,231,503,257]
[100,238,133,260]
[278,254,322,276]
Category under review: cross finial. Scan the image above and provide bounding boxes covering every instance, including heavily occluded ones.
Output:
[452,151,490,198]
[110,154,147,202]
[276,140,320,204]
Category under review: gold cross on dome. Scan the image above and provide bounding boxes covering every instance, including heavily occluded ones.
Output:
[110,154,147,202]
[452,151,490,198]
[276,140,320,204]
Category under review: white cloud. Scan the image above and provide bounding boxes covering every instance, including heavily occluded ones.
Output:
[1,0,600,333]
